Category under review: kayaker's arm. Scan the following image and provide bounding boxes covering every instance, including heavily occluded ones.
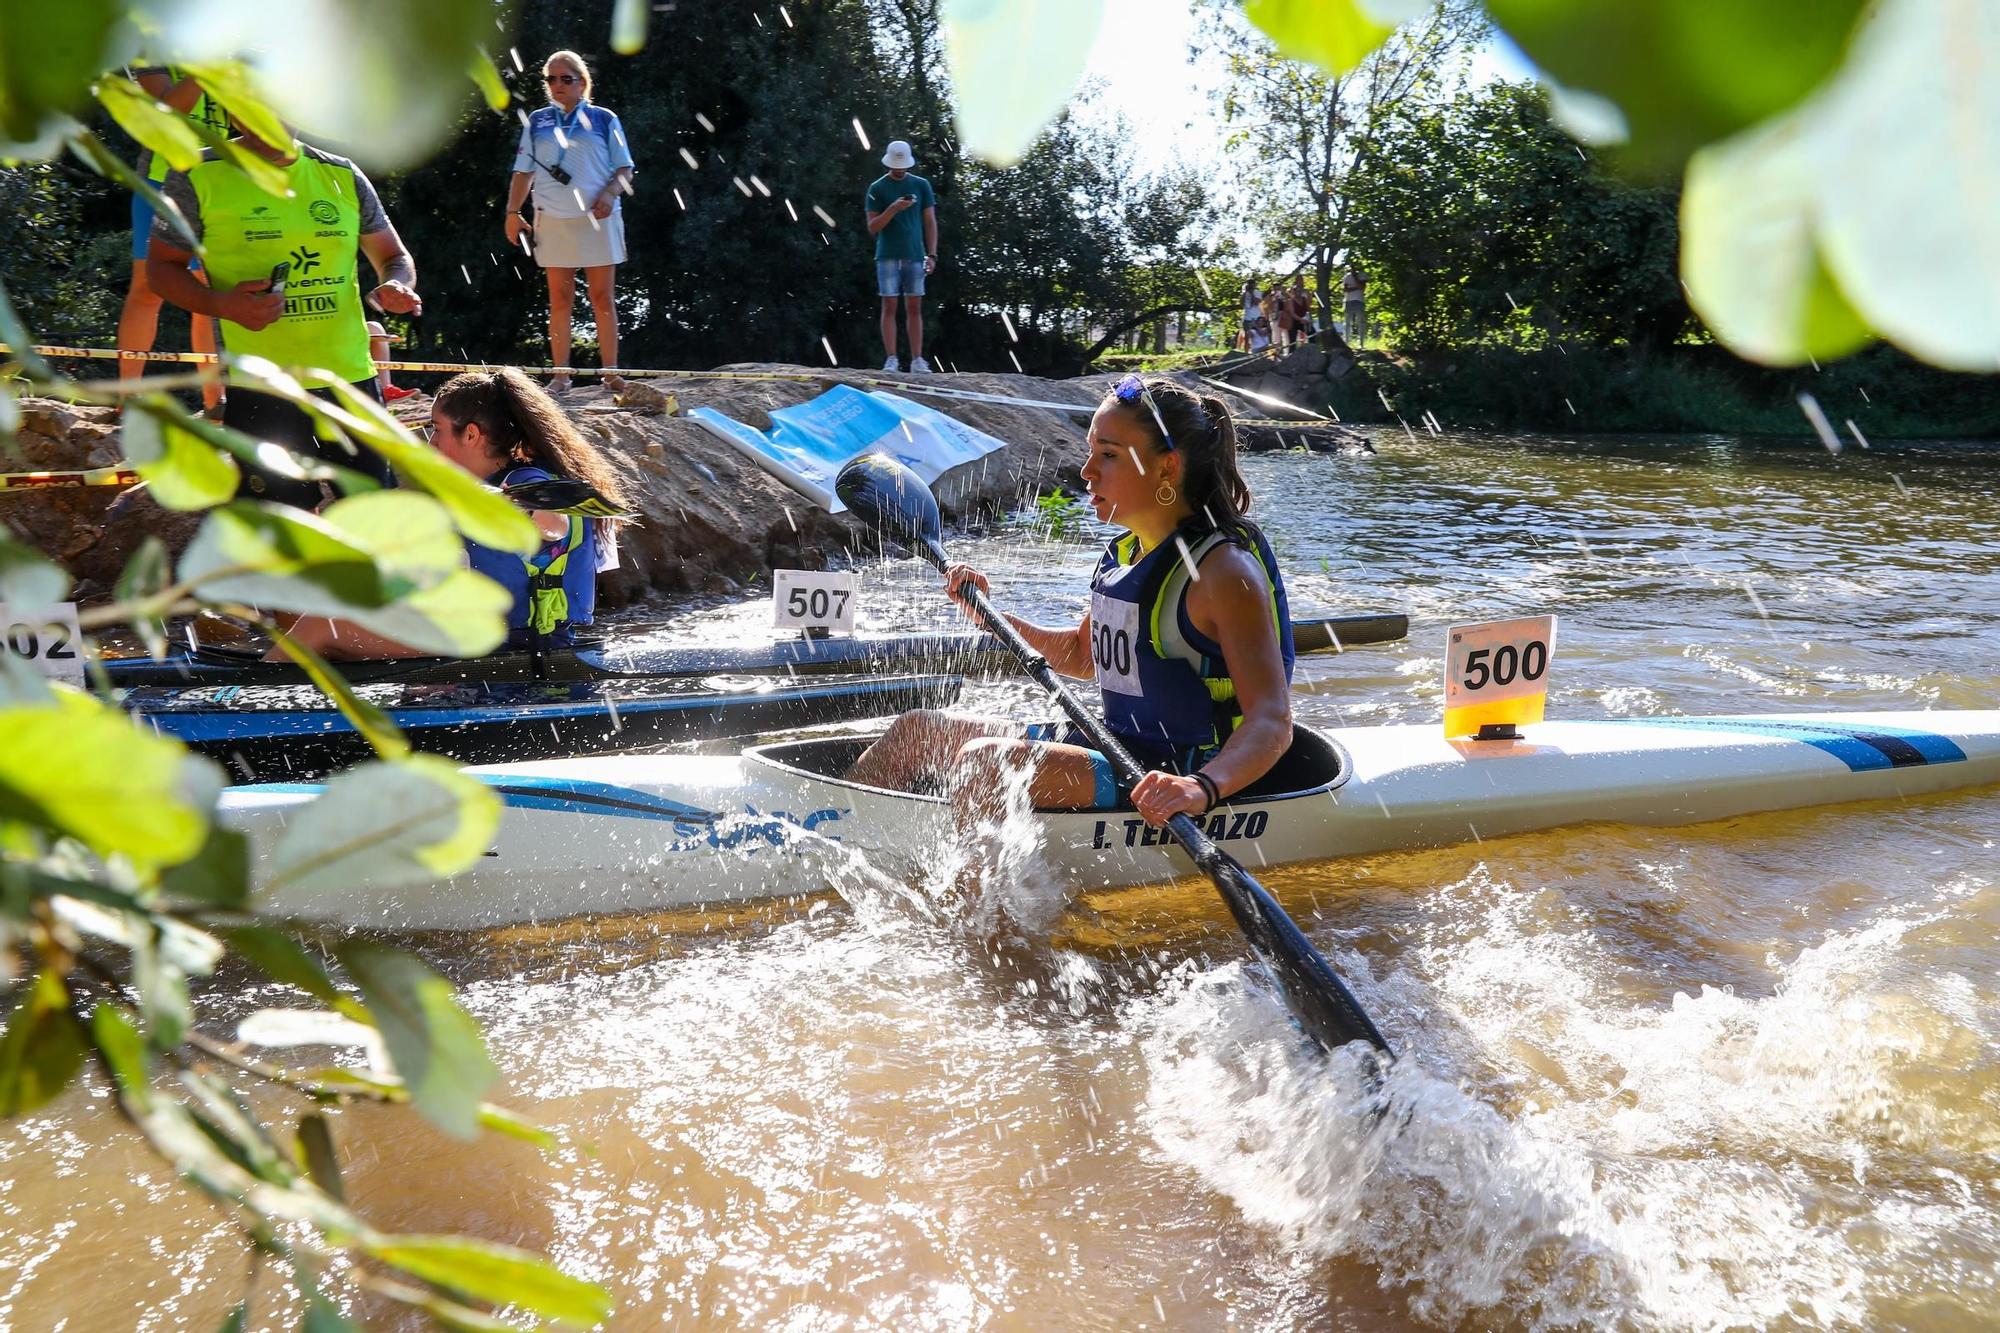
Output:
[1131,546,1293,825]
[944,564,1091,677]
[525,508,569,541]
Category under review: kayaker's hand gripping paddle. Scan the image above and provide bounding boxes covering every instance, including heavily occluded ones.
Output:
[835,451,1393,1059]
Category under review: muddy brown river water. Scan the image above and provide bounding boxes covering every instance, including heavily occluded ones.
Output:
[4,429,1997,1329]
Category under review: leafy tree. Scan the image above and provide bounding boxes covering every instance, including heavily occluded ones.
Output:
[1196,0,1489,330]
[1341,81,1687,353]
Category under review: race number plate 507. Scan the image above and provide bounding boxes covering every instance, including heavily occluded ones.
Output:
[772,569,857,634]
[0,602,84,686]
[1443,614,1555,739]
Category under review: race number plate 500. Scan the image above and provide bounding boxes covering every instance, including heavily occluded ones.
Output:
[772,569,858,635]
[0,602,84,686]
[1443,614,1556,738]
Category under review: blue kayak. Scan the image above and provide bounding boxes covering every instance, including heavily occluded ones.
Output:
[124,673,963,780]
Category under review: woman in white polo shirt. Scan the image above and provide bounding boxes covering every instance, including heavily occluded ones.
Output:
[504,50,635,394]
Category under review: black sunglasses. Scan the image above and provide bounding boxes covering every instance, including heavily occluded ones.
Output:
[544,72,582,85]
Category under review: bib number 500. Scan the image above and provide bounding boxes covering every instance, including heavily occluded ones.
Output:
[1093,622,1132,677]
[0,603,84,685]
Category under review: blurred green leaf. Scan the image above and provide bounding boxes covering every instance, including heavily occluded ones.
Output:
[415,1295,521,1332]
[181,62,290,154]
[178,502,402,615]
[1244,0,1396,76]
[114,536,174,661]
[320,491,472,585]
[296,1111,346,1202]
[337,568,512,659]
[0,969,86,1116]
[264,754,501,899]
[216,1302,247,1333]
[1679,0,1996,369]
[133,925,194,1047]
[90,1001,152,1112]
[1486,0,1868,172]
[611,0,650,54]
[178,3,497,175]
[476,1102,561,1153]
[161,824,251,909]
[0,691,210,868]
[466,50,509,113]
[1808,0,2000,370]
[268,625,410,761]
[221,925,371,1024]
[94,76,206,174]
[0,0,128,150]
[363,1234,613,1328]
[0,537,69,606]
[942,0,1105,166]
[335,941,495,1139]
[122,402,241,510]
[321,381,538,555]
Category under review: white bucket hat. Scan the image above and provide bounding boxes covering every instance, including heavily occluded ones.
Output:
[882,140,916,169]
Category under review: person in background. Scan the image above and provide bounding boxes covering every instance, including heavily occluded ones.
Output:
[1274,281,1298,348]
[1252,290,1276,353]
[1342,263,1368,349]
[276,367,633,660]
[504,49,635,396]
[366,321,415,402]
[1287,280,1313,346]
[1237,278,1260,352]
[116,65,227,415]
[865,139,938,373]
[147,116,421,508]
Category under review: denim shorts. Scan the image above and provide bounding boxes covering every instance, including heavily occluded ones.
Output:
[876,258,926,297]
[1023,722,1220,811]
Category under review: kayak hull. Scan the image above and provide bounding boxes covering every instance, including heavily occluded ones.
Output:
[100,614,1407,687]
[232,710,2000,929]
[134,673,962,779]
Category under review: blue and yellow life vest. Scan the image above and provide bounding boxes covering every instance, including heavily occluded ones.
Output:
[464,465,598,649]
[1088,518,1293,753]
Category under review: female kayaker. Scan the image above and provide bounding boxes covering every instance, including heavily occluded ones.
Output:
[848,373,1296,829]
[277,366,632,659]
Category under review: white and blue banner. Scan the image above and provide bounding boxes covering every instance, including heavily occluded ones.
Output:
[685,385,1010,513]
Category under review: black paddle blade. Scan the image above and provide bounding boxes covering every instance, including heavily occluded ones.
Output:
[502,477,637,519]
[834,452,943,550]
[1202,846,1393,1055]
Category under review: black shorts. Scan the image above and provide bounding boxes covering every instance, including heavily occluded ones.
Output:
[226,378,394,509]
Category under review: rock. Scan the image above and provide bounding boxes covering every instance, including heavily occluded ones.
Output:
[608,379,677,415]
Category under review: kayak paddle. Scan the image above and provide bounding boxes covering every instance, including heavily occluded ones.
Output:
[502,476,638,519]
[834,452,1393,1058]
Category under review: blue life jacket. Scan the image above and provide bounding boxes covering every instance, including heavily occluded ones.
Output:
[1089,518,1293,754]
[464,465,597,649]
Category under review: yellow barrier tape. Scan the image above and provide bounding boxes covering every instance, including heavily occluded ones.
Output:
[0,465,141,491]
[1,344,1350,431]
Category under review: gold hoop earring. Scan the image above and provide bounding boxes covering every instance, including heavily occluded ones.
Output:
[1154,482,1178,506]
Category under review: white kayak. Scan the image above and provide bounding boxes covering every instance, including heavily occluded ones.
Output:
[228,709,2000,930]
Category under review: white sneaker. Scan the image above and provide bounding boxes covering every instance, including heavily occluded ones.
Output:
[909,357,932,373]
[882,356,900,372]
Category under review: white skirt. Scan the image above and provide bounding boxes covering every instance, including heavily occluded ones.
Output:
[532,210,627,269]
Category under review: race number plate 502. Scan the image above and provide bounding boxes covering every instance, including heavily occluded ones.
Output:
[0,602,84,686]
[1443,614,1556,739]
[772,569,857,634]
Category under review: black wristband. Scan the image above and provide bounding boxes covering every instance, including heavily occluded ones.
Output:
[1192,770,1221,812]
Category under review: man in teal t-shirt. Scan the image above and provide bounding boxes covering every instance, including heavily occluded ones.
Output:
[863,140,938,373]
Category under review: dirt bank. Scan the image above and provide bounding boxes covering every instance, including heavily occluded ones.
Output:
[2,365,1367,607]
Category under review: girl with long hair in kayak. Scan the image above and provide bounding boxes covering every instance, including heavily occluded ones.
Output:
[277,366,634,659]
[848,373,1297,833]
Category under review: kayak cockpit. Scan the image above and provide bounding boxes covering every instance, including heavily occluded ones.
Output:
[742,726,1350,812]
